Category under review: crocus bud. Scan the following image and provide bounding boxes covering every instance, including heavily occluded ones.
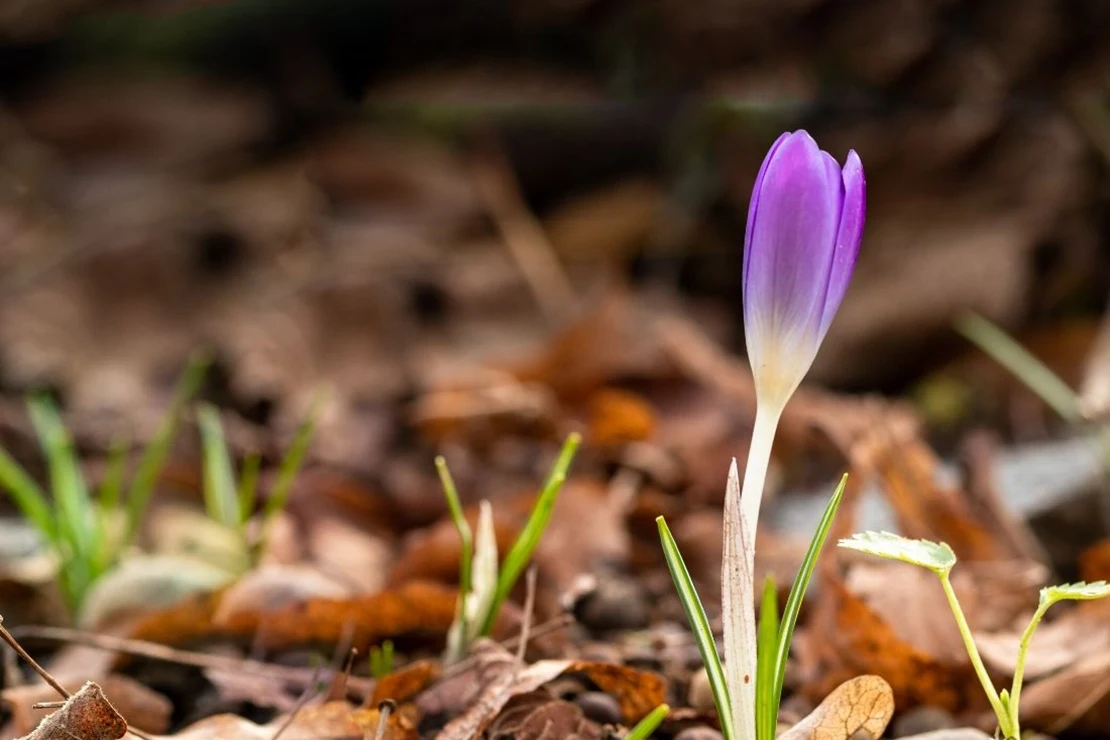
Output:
[743,130,865,412]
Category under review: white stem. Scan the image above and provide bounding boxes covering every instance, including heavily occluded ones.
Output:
[722,403,782,739]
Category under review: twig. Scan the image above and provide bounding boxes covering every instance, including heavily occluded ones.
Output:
[374,699,396,740]
[10,624,374,693]
[472,140,576,324]
[270,663,323,740]
[0,616,70,699]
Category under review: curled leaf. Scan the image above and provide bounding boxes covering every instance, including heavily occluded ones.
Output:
[838,532,956,575]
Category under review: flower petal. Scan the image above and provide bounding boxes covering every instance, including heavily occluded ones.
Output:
[743,131,841,397]
[818,150,865,338]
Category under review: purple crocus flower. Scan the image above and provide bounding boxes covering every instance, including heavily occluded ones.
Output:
[742,130,865,411]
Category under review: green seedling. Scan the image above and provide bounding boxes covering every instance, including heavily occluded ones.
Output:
[195,394,320,568]
[438,433,581,663]
[840,530,1110,740]
[657,473,847,740]
[0,354,207,612]
[369,640,395,679]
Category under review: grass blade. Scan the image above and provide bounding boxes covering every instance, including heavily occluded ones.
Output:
[94,437,129,571]
[955,313,1082,423]
[125,352,208,542]
[0,446,55,543]
[237,451,261,524]
[261,393,321,526]
[756,575,778,740]
[625,703,670,740]
[770,474,847,720]
[196,403,240,529]
[28,395,96,607]
[480,432,580,636]
[658,515,734,740]
[436,454,474,650]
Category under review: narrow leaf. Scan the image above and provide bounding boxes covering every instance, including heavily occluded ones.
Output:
[261,391,321,526]
[756,576,778,740]
[625,704,670,740]
[437,454,473,657]
[956,312,1082,423]
[237,451,262,525]
[125,351,207,543]
[772,474,847,726]
[196,404,240,529]
[658,515,734,740]
[838,530,956,574]
[481,432,580,635]
[722,458,756,740]
[0,445,55,542]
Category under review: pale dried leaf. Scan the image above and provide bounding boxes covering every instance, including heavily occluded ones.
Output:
[778,675,894,740]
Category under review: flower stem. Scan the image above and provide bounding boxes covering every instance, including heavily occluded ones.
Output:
[937,572,1015,738]
[1008,598,1051,734]
[725,403,781,739]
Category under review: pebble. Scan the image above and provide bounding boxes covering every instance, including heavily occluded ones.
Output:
[574,577,651,632]
[674,727,724,740]
[892,707,959,737]
[687,667,715,714]
[573,691,621,725]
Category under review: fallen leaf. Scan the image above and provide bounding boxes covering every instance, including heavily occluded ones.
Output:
[779,675,894,740]
[565,660,665,724]
[371,660,442,706]
[487,691,603,740]
[170,700,418,740]
[434,658,572,740]
[586,387,656,446]
[19,682,126,740]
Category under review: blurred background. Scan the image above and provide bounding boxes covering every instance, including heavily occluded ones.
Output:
[1,0,1109,492]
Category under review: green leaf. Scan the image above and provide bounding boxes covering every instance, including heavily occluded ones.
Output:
[436,454,473,655]
[481,432,580,636]
[125,352,207,543]
[0,445,55,544]
[237,451,262,524]
[756,575,778,740]
[1041,581,1110,606]
[196,404,240,529]
[838,530,956,574]
[771,474,847,735]
[658,515,734,740]
[955,313,1082,424]
[624,703,670,740]
[260,391,321,527]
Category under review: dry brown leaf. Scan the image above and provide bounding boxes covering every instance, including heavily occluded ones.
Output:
[586,387,657,446]
[170,700,418,740]
[779,675,894,740]
[371,659,442,706]
[434,659,573,740]
[1016,649,1110,734]
[565,661,666,725]
[487,691,602,740]
[794,579,980,714]
[19,682,126,740]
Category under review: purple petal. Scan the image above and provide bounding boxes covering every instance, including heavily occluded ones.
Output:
[818,149,865,338]
[743,131,841,358]
[743,131,791,280]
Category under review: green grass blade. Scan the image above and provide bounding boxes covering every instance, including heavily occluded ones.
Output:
[756,575,779,740]
[124,352,208,542]
[0,445,55,543]
[261,394,321,526]
[94,437,129,571]
[237,451,261,524]
[625,703,670,740]
[196,403,240,529]
[436,455,474,644]
[955,313,1082,423]
[770,474,847,721]
[28,395,96,607]
[657,516,735,740]
[480,432,580,636]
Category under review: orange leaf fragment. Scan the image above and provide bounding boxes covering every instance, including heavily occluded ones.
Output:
[566,661,665,724]
[371,659,442,706]
[779,675,894,740]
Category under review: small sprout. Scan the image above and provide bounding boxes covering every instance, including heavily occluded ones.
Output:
[624,704,669,740]
[369,640,394,678]
[840,534,1110,740]
[838,531,957,575]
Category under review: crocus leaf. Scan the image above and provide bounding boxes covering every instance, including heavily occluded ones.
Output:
[838,531,956,575]
[1041,581,1110,606]
[756,575,778,740]
[772,474,847,731]
[658,515,735,740]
